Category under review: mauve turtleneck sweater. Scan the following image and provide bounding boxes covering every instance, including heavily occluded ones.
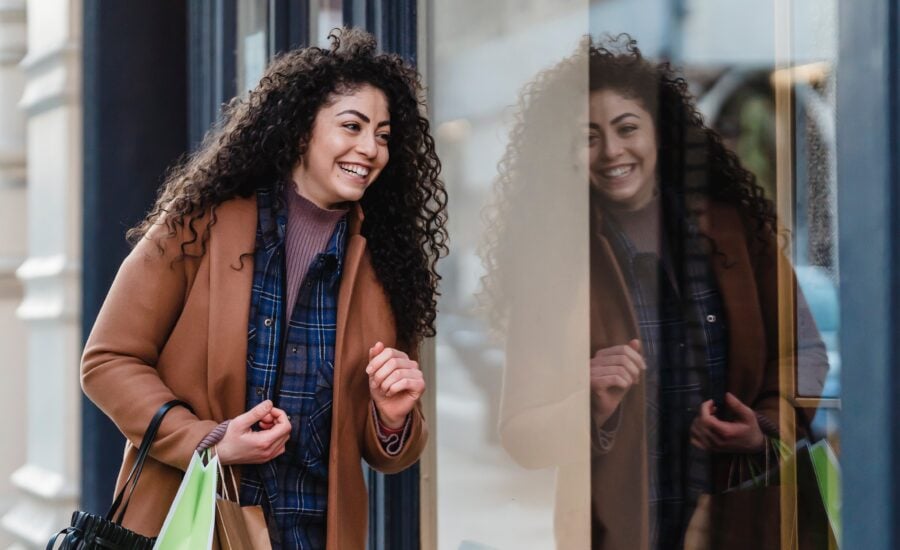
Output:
[283,185,348,312]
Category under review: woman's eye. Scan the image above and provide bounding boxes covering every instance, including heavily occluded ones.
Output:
[344,122,361,131]
[377,133,391,143]
[619,125,637,135]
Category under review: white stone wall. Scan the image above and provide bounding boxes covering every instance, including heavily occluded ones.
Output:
[0,0,81,547]
[0,0,28,547]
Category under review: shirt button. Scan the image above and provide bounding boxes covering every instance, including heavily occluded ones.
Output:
[706,314,717,323]
[256,388,264,396]
[291,346,298,354]
[264,318,273,327]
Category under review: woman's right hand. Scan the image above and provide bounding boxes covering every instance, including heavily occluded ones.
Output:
[217,400,292,465]
[590,339,646,425]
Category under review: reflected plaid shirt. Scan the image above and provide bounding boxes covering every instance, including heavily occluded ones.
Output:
[603,213,728,550]
[239,189,347,550]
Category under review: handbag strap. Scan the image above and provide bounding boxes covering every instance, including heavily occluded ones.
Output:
[106,399,194,523]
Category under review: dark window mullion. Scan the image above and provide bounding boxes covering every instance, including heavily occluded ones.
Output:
[365,4,421,548]
[269,0,309,57]
[188,0,236,148]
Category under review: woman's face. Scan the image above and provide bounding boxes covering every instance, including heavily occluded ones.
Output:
[588,88,658,210]
[292,84,391,209]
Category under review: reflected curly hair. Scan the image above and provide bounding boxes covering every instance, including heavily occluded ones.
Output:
[480,35,778,332]
[128,28,448,345]
[590,34,777,243]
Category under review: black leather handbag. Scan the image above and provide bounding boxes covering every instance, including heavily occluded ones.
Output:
[47,399,193,550]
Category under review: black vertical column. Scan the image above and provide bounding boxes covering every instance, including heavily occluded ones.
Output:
[188,0,236,148]
[366,3,421,549]
[269,0,309,56]
[81,2,188,513]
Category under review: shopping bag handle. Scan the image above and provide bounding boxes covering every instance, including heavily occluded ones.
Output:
[213,446,242,504]
[106,399,194,524]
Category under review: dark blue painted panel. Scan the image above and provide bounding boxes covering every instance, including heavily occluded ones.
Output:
[81,0,188,514]
[837,0,899,548]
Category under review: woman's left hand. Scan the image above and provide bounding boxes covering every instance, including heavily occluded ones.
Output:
[690,393,766,453]
[366,342,425,429]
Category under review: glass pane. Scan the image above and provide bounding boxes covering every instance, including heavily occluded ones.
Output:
[236,0,268,93]
[430,1,592,548]
[430,0,840,548]
[310,0,343,47]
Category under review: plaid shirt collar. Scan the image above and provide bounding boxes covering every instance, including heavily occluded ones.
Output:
[256,185,364,257]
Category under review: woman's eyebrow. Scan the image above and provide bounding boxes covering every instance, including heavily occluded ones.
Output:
[335,109,391,127]
[610,112,640,124]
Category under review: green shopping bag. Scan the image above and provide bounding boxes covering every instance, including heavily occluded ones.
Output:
[807,439,842,545]
[153,450,219,550]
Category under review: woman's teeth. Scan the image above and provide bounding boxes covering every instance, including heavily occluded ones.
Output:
[339,163,369,177]
[602,165,633,178]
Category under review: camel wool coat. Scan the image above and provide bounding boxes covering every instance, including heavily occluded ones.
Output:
[81,195,427,549]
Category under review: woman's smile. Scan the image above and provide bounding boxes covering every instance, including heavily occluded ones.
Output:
[589,89,658,210]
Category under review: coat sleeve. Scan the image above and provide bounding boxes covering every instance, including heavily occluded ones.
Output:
[362,401,428,474]
[749,223,829,438]
[81,220,219,471]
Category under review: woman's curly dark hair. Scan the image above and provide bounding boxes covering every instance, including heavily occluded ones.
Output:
[479,35,778,332]
[589,34,777,242]
[128,28,448,345]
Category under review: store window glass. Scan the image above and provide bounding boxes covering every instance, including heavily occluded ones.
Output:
[429,0,840,547]
[429,1,592,548]
[311,0,344,46]
[236,0,269,93]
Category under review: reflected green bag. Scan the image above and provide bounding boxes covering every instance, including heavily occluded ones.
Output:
[153,450,219,550]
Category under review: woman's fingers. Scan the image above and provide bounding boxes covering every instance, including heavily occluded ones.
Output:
[379,368,423,394]
[690,397,765,453]
[366,346,410,375]
[591,364,636,385]
[725,392,757,424]
[384,376,426,398]
[690,420,712,450]
[593,354,642,380]
[597,343,645,367]
[370,357,419,390]
[369,341,386,362]
[591,373,632,391]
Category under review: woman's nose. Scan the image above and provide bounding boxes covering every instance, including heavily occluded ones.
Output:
[356,134,378,158]
[601,135,624,160]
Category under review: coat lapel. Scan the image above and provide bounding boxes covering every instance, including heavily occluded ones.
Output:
[207,196,258,421]
[333,204,366,386]
[703,203,766,403]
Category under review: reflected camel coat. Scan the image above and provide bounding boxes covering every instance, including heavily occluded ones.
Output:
[499,200,827,549]
[81,195,427,550]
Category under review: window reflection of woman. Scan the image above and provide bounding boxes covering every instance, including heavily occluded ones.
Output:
[587,37,828,550]
[483,35,828,550]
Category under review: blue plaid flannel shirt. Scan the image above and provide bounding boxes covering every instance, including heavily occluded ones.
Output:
[603,212,728,550]
[239,189,347,550]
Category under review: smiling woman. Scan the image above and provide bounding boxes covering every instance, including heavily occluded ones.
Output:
[588,89,659,211]
[294,85,392,208]
[79,28,447,550]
